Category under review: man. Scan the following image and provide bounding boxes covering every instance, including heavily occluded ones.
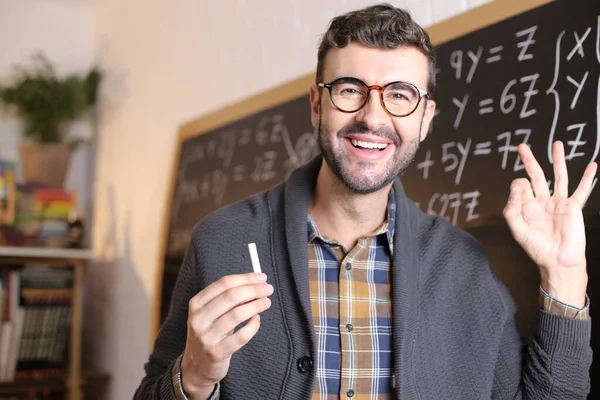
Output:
[135,4,596,399]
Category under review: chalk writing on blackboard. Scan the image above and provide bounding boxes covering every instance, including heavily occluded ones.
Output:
[405,11,600,228]
[167,99,319,256]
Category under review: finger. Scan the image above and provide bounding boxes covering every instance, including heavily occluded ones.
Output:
[209,297,271,342]
[189,273,267,312]
[517,143,550,197]
[571,161,598,208]
[212,314,261,361]
[503,183,528,240]
[552,141,569,198]
[195,283,273,330]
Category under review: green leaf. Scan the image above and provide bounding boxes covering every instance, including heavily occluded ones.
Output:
[0,52,102,145]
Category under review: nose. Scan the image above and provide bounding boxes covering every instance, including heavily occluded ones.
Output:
[356,88,388,132]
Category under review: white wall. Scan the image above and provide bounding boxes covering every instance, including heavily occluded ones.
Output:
[0,0,95,214]
[91,1,492,398]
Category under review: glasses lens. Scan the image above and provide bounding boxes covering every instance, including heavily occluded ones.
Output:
[383,82,420,116]
[330,80,368,112]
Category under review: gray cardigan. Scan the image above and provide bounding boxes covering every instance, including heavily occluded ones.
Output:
[135,156,592,399]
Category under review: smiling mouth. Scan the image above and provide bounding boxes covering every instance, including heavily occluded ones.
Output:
[349,138,390,151]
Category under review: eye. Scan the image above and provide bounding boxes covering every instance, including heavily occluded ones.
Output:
[390,92,409,100]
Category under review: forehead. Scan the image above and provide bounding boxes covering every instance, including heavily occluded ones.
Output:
[323,42,429,88]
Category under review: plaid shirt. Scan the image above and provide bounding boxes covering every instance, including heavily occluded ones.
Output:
[308,191,396,400]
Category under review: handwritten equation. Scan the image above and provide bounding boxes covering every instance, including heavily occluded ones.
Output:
[409,10,600,227]
[168,96,318,255]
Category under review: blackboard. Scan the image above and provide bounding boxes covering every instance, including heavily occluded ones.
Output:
[403,0,600,226]
[154,0,600,391]
[166,95,319,258]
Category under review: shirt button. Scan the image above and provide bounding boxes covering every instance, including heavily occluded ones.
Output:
[345,262,352,270]
[346,323,353,332]
[297,356,313,373]
[347,389,355,397]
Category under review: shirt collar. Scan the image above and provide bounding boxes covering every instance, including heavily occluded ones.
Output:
[307,188,396,254]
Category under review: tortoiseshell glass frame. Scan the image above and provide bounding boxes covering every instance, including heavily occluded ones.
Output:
[317,77,429,117]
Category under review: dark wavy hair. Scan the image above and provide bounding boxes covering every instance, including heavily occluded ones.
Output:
[316,3,436,96]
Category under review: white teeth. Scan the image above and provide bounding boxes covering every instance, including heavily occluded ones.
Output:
[350,139,389,150]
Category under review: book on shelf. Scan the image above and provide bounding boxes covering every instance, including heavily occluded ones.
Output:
[0,161,16,226]
[0,264,73,382]
[1,186,78,248]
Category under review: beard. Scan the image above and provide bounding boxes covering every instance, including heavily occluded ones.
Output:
[318,118,421,194]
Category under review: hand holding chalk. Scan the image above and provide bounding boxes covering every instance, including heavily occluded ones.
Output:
[180,246,272,395]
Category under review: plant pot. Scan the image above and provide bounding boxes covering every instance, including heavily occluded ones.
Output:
[19,142,73,189]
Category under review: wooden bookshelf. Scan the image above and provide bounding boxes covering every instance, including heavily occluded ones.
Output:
[0,246,94,400]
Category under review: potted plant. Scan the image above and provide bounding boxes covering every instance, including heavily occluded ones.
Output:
[0,53,101,189]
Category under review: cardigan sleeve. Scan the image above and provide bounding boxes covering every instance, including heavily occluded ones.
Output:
[491,290,592,399]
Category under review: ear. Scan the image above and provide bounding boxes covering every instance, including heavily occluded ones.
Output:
[418,99,436,142]
[309,84,321,130]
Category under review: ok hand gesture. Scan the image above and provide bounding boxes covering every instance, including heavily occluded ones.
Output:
[503,141,597,307]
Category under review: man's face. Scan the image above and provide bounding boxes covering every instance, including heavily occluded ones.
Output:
[310,42,436,194]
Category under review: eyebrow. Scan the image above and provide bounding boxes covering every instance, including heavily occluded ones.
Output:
[332,76,419,88]
[386,81,415,89]
[332,77,366,85]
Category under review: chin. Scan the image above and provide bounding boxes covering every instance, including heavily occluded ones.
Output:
[335,164,397,194]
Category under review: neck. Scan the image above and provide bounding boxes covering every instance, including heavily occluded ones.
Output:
[308,160,391,250]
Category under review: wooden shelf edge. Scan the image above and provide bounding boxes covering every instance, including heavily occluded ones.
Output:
[0,246,94,260]
[0,369,109,393]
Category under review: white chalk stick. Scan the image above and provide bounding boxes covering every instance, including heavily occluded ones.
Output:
[248,243,262,273]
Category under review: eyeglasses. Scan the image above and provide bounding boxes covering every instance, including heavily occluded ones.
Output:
[317,77,429,117]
